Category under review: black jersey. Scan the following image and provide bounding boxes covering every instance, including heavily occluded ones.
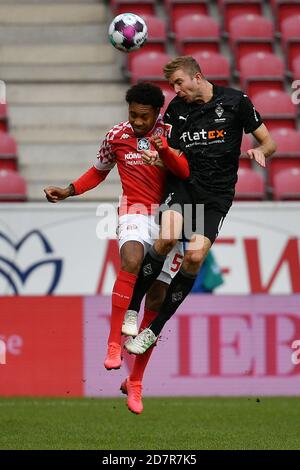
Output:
[164,83,263,194]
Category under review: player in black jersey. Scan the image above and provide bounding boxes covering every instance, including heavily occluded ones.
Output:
[124,56,277,354]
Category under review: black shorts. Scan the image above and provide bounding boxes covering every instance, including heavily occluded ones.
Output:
[160,176,233,244]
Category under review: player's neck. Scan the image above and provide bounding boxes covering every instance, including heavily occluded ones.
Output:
[194,81,214,104]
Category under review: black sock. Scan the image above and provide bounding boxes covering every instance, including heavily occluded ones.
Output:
[149,268,197,336]
[128,246,167,312]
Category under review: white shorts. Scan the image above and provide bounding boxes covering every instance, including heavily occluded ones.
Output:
[118,213,184,284]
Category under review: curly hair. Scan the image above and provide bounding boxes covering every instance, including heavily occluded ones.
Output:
[126,82,165,109]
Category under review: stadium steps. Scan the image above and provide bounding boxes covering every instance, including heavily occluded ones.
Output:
[0,3,106,23]
[12,127,110,144]
[7,84,127,105]
[0,64,122,82]
[9,104,126,127]
[0,44,114,65]
[9,82,127,143]
[1,0,126,201]
[0,24,109,45]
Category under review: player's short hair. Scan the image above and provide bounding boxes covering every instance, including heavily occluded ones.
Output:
[163,56,202,80]
[126,82,165,109]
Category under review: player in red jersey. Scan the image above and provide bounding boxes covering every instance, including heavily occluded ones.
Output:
[44,83,186,414]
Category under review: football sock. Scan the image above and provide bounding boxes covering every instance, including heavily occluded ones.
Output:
[149,268,197,336]
[128,245,166,312]
[130,308,158,382]
[108,270,137,345]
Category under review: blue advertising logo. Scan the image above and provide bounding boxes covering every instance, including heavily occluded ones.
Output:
[0,230,63,295]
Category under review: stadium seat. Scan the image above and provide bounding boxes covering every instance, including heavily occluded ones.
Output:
[111,0,155,17]
[161,87,176,115]
[271,0,300,31]
[0,104,8,132]
[218,0,262,32]
[268,128,300,187]
[0,132,18,171]
[127,15,167,69]
[193,51,231,86]
[239,52,285,96]
[129,51,172,87]
[252,90,297,131]
[273,168,300,200]
[0,169,27,202]
[239,134,253,169]
[235,167,265,200]
[292,54,300,81]
[281,15,300,71]
[229,15,274,70]
[164,0,208,33]
[174,14,220,55]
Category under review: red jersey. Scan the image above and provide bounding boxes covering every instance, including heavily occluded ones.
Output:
[95,116,171,214]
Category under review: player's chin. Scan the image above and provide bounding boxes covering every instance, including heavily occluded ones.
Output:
[133,128,146,136]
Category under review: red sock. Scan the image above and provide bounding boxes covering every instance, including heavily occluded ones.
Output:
[108,270,137,345]
[129,308,158,382]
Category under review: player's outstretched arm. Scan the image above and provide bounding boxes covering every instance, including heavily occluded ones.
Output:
[44,185,74,203]
[248,123,277,168]
[44,166,109,202]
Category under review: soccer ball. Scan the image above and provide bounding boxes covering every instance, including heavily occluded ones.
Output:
[108,13,148,53]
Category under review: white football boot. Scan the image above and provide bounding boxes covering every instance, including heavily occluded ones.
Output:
[124,328,157,354]
[122,310,138,337]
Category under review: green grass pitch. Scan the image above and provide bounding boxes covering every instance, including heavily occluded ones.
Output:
[0,397,299,450]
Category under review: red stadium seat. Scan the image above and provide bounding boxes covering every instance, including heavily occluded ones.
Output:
[127,15,167,69]
[129,51,172,86]
[218,0,262,32]
[235,167,265,200]
[239,134,253,169]
[174,14,220,55]
[160,87,176,115]
[229,15,274,70]
[273,168,300,200]
[252,90,297,131]
[292,54,300,81]
[111,0,155,17]
[193,51,231,86]
[271,0,300,31]
[281,15,300,71]
[239,52,285,96]
[268,128,300,187]
[164,0,208,33]
[0,169,27,202]
[0,132,18,171]
[0,104,8,132]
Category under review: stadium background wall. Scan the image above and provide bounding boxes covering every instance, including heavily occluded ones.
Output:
[0,202,299,296]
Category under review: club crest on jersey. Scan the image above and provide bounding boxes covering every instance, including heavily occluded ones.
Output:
[137,137,150,151]
[153,127,163,137]
[215,104,224,118]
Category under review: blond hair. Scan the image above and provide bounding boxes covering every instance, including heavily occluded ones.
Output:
[163,56,202,80]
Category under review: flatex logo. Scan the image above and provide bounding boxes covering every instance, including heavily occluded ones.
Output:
[137,137,150,151]
[180,129,225,143]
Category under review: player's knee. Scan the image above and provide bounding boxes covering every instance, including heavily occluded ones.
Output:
[121,257,141,275]
[184,250,205,270]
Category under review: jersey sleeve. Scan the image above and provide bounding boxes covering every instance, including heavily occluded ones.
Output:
[94,130,117,171]
[238,94,263,134]
[163,103,181,150]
